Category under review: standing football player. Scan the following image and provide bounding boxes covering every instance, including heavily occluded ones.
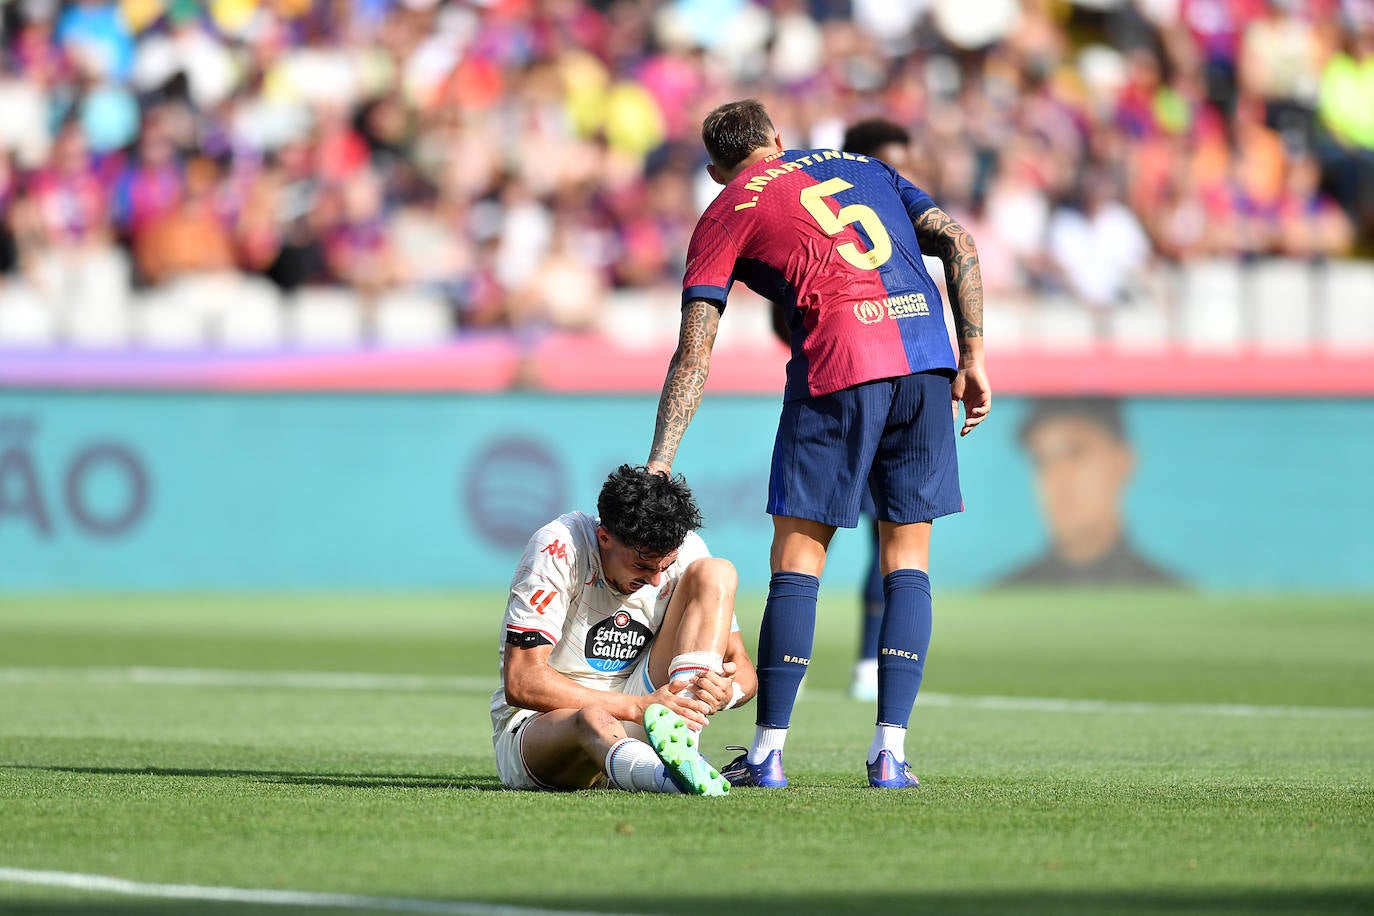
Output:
[766,118,927,704]
[647,99,990,789]
[492,464,756,795]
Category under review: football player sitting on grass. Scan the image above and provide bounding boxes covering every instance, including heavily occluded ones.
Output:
[490,465,756,795]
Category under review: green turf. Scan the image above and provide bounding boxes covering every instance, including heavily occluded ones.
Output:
[0,592,1371,916]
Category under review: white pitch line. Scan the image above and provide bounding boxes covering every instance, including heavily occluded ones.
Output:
[0,867,644,916]
[911,691,1374,720]
[0,667,492,693]
[1,666,1371,720]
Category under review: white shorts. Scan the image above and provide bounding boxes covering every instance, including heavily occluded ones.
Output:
[493,652,658,790]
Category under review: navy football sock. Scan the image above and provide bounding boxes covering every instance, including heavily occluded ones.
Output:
[755,571,820,729]
[876,569,932,728]
[860,542,884,660]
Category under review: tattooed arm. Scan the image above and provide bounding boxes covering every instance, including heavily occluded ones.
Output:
[914,206,984,360]
[914,206,991,436]
[647,299,722,473]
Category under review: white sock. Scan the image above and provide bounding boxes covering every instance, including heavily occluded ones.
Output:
[673,690,704,738]
[668,651,724,690]
[669,650,723,736]
[852,658,878,684]
[604,738,681,793]
[868,724,906,764]
[747,725,787,764]
[674,700,704,740]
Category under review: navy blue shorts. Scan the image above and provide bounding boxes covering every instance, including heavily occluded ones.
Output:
[767,371,962,528]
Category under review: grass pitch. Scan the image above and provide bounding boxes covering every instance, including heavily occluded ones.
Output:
[0,592,1371,916]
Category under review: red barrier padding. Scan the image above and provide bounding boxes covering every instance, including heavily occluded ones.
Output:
[3,335,1371,395]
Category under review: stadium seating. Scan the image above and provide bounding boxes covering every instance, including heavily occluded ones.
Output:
[0,0,1368,369]
[135,289,209,350]
[982,297,1027,350]
[216,279,287,350]
[168,273,254,325]
[6,257,1366,358]
[1109,298,1172,352]
[1179,260,1245,352]
[64,300,133,350]
[288,287,366,349]
[1319,260,1374,352]
[1249,260,1315,352]
[1030,295,1097,350]
[373,289,452,348]
[599,289,680,350]
[0,284,58,347]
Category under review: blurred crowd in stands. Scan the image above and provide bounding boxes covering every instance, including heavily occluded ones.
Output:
[0,0,1371,345]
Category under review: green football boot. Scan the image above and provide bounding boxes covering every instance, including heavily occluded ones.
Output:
[643,703,729,797]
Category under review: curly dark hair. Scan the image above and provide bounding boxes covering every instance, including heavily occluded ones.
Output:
[701,98,775,170]
[596,464,703,556]
[842,118,911,158]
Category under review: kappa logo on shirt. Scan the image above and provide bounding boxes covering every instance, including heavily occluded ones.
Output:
[540,540,571,564]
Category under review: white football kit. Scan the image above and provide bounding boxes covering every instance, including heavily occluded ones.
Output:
[490,511,728,737]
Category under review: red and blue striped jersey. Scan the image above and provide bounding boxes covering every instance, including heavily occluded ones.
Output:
[683,148,956,401]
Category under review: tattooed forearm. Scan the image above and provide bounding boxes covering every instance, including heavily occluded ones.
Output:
[649,299,721,469]
[914,207,985,360]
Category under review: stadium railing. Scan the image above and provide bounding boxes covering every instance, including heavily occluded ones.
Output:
[1,255,1371,396]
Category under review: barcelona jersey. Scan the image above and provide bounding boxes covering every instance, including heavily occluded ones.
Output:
[683,149,956,401]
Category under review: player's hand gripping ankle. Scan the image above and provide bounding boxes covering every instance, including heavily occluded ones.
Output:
[647,687,710,730]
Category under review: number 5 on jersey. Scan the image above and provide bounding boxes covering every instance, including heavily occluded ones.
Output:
[799,177,893,271]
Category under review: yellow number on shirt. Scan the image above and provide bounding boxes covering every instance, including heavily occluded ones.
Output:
[799,177,893,270]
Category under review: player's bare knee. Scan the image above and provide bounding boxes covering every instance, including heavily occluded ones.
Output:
[683,557,738,600]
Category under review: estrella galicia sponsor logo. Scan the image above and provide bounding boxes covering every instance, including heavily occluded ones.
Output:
[853,293,931,325]
[585,611,652,672]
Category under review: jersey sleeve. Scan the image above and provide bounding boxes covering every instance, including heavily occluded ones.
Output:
[503,521,579,650]
[682,215,739,308]
[895,172,937,223]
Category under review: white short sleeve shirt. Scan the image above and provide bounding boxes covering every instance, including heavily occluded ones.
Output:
[489,511,714,733]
